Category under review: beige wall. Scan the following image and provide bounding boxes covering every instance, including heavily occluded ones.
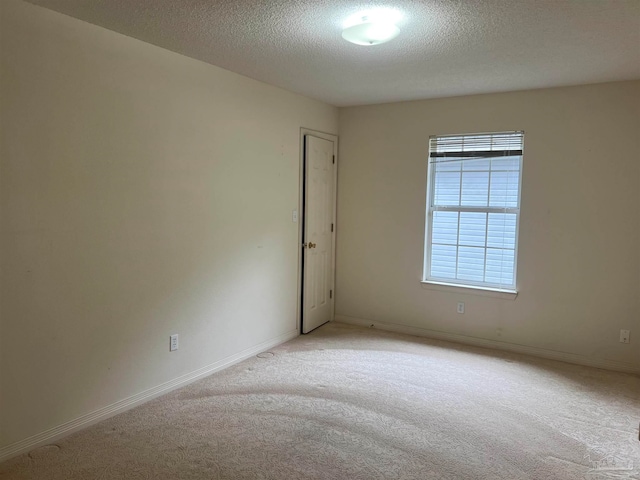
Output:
[0,0,337,449]
[337,81,640,371]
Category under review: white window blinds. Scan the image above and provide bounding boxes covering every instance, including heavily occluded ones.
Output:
[424,131,524,291]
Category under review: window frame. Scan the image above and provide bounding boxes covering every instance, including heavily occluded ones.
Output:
[422,131,524,294]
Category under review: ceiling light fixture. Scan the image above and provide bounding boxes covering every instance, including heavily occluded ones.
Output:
[341,14,400,46]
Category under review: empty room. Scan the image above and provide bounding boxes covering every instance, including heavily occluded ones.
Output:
[1,0,639,479]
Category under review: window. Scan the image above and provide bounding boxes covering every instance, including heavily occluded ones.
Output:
[423,131,524,292]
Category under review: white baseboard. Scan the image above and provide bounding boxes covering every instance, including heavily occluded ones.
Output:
[0,329,299,463]
[334,315,640,375]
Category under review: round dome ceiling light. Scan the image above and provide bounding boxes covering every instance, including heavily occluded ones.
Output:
[341,16,400,46]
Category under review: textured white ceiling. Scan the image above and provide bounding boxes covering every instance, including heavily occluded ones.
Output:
[26,0,640,106]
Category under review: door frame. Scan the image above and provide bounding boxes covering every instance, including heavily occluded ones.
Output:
[297,128,338,334]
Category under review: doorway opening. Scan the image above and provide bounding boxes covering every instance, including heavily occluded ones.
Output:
[298,129,338,334]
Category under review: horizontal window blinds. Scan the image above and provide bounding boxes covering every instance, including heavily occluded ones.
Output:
[429,132,523,158]
[426,131,523,290]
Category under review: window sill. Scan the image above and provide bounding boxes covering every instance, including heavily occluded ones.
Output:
[420,281,518,300]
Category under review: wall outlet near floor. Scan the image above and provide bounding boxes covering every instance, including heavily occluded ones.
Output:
[619,330,630,344]
[170,334,179,351]
[457,302,465,314]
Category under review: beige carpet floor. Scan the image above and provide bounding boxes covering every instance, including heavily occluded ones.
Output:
[1,322,639,480]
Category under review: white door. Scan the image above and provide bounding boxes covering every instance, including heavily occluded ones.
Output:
[302,134,336,333]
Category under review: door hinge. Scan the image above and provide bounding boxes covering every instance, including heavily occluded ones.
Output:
[332,155,335,164]
[331,223,334,232]
[330,289,333,299]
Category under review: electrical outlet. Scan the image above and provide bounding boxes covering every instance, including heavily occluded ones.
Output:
[170,334,179,351]
[457,302,465,314]
[620,330,630,344]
